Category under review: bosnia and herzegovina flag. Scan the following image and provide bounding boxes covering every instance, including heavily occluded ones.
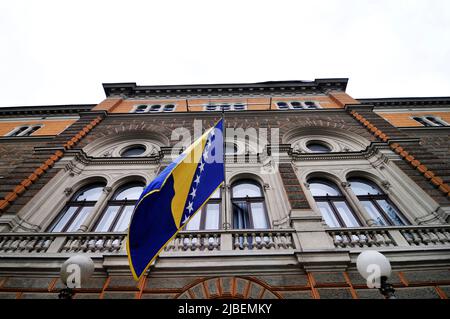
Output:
[127,119,224,280]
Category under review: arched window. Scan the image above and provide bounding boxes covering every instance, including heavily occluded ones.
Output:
[309,178,361,228]
[231,180,269,229]
[185,189,221,231]
[348,178,409,226]
[94,182,145,232]
[49,183,105,232]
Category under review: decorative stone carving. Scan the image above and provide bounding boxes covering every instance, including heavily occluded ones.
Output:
[381,180,391,190]
[64,187,73,196]
[103,186,113,194]
[341,182,351,188]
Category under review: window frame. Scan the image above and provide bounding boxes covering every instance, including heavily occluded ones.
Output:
[412,116,448,127]
[348,178,410,226]
[276,101,321,110]
[132,104,177,113]
[231,180,270,229]
[93,182,145,232]
[7,125,43,137]
[48,183,105,232]
[309,179,362,228]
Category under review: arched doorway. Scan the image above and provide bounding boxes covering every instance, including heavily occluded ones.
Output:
[176,276,281,299]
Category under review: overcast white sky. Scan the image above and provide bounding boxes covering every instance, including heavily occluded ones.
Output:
[0,0,449,107]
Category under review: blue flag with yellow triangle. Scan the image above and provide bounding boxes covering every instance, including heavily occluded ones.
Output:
[127,119,224,280]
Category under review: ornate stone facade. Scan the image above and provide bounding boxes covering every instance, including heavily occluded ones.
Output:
[0,79,449,299]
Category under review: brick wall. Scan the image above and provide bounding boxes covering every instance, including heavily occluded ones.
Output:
[377,111,450,127]
[1,269,449,299]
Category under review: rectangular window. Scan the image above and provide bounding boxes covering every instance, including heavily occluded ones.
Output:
[204,203,220,230]
[250,202,268,229]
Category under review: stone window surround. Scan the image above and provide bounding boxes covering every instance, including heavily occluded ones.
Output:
[86,139,161,158]
[10,159,289,233]
[296,157,444,227]
[291,134,365,154]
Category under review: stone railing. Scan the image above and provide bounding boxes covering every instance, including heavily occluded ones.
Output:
[0,229,296,255]
[0,232,127,254]
[164,231,221,252]
[327,225,450,249]
[231,230,295,251]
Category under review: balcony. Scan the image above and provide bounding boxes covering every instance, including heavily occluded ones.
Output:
[327,225,450,250]
[0,229,296,256]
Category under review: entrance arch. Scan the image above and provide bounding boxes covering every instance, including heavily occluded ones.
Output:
[176,276,281,299]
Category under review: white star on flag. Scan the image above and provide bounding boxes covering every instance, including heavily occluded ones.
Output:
[186,201,194,214]
[199,162,205,172]
[190,188,197,198]
[194,174,201,185]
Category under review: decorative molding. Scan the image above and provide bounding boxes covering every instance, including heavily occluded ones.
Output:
[102,79,349,99]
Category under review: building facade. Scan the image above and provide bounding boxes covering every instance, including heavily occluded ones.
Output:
[0,79,449,299]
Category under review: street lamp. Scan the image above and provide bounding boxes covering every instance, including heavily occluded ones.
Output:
[356,250,397,299]
[59,255,95,299]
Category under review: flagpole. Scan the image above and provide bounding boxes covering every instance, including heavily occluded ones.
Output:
[221,106,229,230]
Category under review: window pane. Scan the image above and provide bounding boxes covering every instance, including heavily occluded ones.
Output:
[204,204,220,230]
[361,201,388,226]
[95,206,120,232]
[251,202,268,229]
[334,201,360,227]
[210,189,221,199]
[232,182,262,198]
[121,146,146,157]
[66,207,92,232]
[377,200,407,226]
[232,202,250,229]
[115,185,144,200]
[307,142,331,153]
[185,211,201,231]
[113,205,135,231]
[309,180,340,196]
[51,206,78,232]
[316,202,340,227]
[349,179,382,195]
[75,185,104,201]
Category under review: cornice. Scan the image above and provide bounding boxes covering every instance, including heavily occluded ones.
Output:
[0,104,95,117]
[358,97,450,109]
[102,79,349,99]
